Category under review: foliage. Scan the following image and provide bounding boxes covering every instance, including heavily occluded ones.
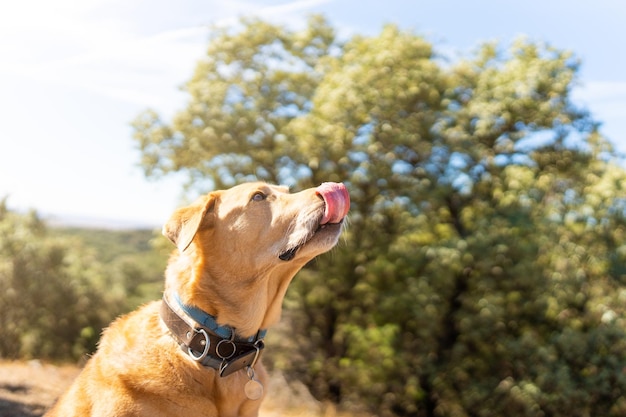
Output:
[133,14,335,190]
[132,17,626,416]
[0,203,166,360]
[0,202,111,359]
[50,227,168,310]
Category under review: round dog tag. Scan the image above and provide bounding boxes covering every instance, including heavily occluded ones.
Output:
[244,379,264,400]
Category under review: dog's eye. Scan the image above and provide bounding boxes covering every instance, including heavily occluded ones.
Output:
[251,192,266,202]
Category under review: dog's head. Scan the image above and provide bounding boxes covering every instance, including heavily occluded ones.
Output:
[162,182,349,335]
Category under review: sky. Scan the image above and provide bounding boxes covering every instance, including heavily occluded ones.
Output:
[0,0,624,228]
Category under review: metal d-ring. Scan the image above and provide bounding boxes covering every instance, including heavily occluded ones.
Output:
[188,328,210,362]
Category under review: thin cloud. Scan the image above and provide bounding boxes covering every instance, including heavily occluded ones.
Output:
[1,0,336,111]
[257,0,334,16]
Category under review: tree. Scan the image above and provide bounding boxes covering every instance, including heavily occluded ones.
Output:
[133,15,335,190]
[0,201,121,359]
[133,17,626,416]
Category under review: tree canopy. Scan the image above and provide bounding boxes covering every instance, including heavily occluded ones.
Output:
[133,16,626,417]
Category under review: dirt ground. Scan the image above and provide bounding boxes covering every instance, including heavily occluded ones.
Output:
[0,360,345,417]
[0,361,79,417]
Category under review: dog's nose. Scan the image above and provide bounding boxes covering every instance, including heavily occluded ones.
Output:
[315,182,350,224]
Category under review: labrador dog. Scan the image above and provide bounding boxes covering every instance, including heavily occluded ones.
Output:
[45,181,349,417]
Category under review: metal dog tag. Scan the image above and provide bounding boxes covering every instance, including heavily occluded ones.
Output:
[244,367,264,400]
[244,379,264,400]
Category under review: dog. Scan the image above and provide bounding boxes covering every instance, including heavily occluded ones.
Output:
[45,181,350,417]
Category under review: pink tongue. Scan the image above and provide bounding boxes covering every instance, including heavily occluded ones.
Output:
[316,182,350,225]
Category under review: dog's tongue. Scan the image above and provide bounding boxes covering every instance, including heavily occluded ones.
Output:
[316,182,350,225]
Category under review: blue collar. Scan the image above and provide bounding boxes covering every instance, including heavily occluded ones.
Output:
[172,292,267,343]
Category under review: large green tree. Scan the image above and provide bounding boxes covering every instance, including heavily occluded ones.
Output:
[133,17,626,416]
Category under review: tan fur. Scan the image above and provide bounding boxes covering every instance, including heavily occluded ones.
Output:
[45,182,346,417]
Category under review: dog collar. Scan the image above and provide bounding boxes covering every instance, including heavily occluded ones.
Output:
[160,293,266,377]
[171,292,267,342]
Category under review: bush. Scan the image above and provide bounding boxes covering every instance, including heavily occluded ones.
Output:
[0,200,164,360]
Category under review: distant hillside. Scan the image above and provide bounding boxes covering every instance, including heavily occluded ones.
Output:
[48,225,170,311]
[49,227,158,264]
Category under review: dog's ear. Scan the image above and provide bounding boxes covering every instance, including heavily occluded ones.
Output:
[162,193,217,252]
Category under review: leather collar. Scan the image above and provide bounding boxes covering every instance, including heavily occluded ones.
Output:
[159,293,265,377]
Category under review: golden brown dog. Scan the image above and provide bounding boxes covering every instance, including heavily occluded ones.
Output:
[45,181,349,417]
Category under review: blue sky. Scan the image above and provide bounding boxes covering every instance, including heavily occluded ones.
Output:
[1,0,624,227]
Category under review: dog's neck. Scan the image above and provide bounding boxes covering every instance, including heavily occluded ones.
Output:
[165,251,307,338]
